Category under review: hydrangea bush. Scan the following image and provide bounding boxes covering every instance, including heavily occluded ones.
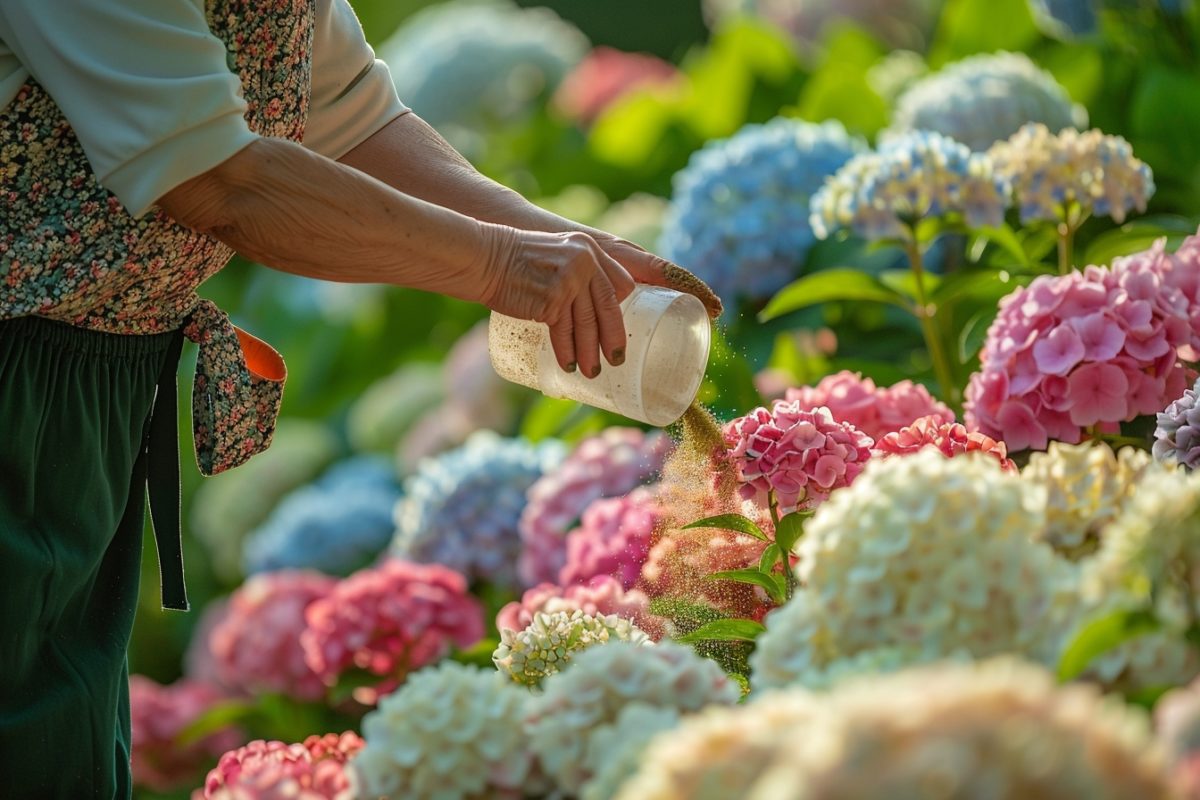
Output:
[496,576,664,641]
[783,370,953,441]
[493,609,651,687]
[559,488,663,589]
[873,414,1015,471]
[1157,377,1200,469]
[201,732,362,800]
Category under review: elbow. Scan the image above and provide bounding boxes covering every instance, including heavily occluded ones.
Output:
[158,139,274,239]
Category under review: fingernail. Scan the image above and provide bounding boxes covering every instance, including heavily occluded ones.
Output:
[590,364,602,378]
[612,347,625,365]
[566,362,577,373]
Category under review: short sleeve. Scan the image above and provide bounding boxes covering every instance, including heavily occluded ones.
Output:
[304,0,408,160]
[0,0,259,219]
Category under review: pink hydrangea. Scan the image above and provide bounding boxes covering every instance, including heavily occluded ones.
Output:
[300,559,484,704]
[496,575,664,640]
[519,428,670,586]
[639,526,767,616]
[201,732,362,800]
[553,46,680,124]
[784,371,954,441]
[558,488,663,590]
[208,571,337,702]
[965,241,1200,450]
[873,414,1016,471]
[723,402,874,513]
[129,676,243,792]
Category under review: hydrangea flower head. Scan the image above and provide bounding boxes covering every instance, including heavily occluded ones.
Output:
[494,610,651,687]
[300,559,484,703]
[520,427,669,586]
[553,46,680,125]
[201,733,362,800]
[242,456,400,577]
[988,123,1155,225]
[810,130,1011,243]
[1156,377,1200,469]
[208,570,336,701]
[580,705,682,800]
[751,449,1074,688]
[784,370,953,440]
[889,52,1086,151]
[393,431,566,589]
[873,414,1015,470]
[524,641,739,795]
[1029,0,1099,38]
[129,676,243,792]
[659,118,865,306]
[965,249,1197,450]
[1023,441,1151,558]
[350,663,540,799]
[377,0,587,134]
[558,488,662,589]
[724,402,874,513]
[497,576,664,640]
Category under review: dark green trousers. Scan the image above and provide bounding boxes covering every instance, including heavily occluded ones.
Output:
[0,316,183,799]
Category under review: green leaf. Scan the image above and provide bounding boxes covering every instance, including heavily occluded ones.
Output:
[759,269,910,321]
[774,512,809,554]
[1057,608,1160,682]
[683,513,770,542]
[930,0,1037,65]
[958,307,998,365]
[759,543,782,572]
[878,269,941,302]
[674,618,767,644]
[177,700,258,745]
[1082,217,1199,267]
[972,224,1029,267]
[520,396,582,442]
[707,569,786,604]
[451,638,501,667]
[649,597,725,627]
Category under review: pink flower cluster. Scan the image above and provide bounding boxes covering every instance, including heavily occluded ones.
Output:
[553,46,680,124]
[558,488,663,590]
[519,428,670,586]
[496,574,664,639]
[200,732,362,800]
[639,526,766,617]
[724,402,874,513]
[784,370,953,441]
[874,415,1016,471]
[129,676,243,792]
[966,240,1200,450]
[208,571,337,701]
[300,559,484,704]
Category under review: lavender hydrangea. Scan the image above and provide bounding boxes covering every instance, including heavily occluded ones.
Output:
[659,118,866,306]
[887,52,1087,152]
[1156,378,1200,470]
[703,0,941,55]
[392,431,566,589]
[241,457,401,576]
[810,130,1010,243]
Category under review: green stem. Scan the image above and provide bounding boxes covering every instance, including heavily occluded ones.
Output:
[903,238,957,406]
[1057,221,1074,276]
[767,491,795,601]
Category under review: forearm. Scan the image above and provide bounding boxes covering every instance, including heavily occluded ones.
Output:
[160,136,508,303]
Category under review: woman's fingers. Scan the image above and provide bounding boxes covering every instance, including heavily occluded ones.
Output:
[571,291,602,378]
[601,238,723,319]
[590,271,627,368]
[547,313,577,374]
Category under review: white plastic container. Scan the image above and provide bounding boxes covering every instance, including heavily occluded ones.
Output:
[488,286,711,427]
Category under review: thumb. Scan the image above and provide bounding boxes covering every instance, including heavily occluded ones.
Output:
[604,239,723,319]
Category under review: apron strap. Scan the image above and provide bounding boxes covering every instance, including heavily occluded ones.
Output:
[145,330,188,611]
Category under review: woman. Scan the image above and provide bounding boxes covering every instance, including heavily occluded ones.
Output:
[0,1,720,796]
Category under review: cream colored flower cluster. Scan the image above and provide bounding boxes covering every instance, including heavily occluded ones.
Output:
[1022,441,1152,559]
[615,659,1170,799]
[581,705,682,800]
[349,662,542,800]
[493,609,651,688]
[751,449,1075,689]
[523,641,739,796]
[988,123,1155,225]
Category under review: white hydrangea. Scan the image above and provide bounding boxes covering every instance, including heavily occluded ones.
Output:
[751,449,1077,689]
[349,662,542,799]
[493,610,651,688]
[1022,441,1152,558]
[580,705,682,800]
[523,641,739,795]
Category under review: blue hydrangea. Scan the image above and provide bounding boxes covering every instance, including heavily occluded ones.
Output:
[392,431,566,589]
[810,131,1011,243]
[887,52,1087,152]
[242,456,402,577]
[377,0,587,135]
[1029,0,1099,38]
[658,118,866,307]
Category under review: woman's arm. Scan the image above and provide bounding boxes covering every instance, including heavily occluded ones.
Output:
[159,137,633,377]
[338,113,723,318]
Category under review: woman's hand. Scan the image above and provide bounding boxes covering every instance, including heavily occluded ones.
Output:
[586,232,723,320]
[477,226,636,379]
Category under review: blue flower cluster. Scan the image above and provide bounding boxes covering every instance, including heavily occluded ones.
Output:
[392,431,566,589]
[377,0,587,134]
[1030,0,1189,40]
[810,131,1011,243]
[241,456,402,577]
[658,118,865,307]
[888,52,1086,152]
